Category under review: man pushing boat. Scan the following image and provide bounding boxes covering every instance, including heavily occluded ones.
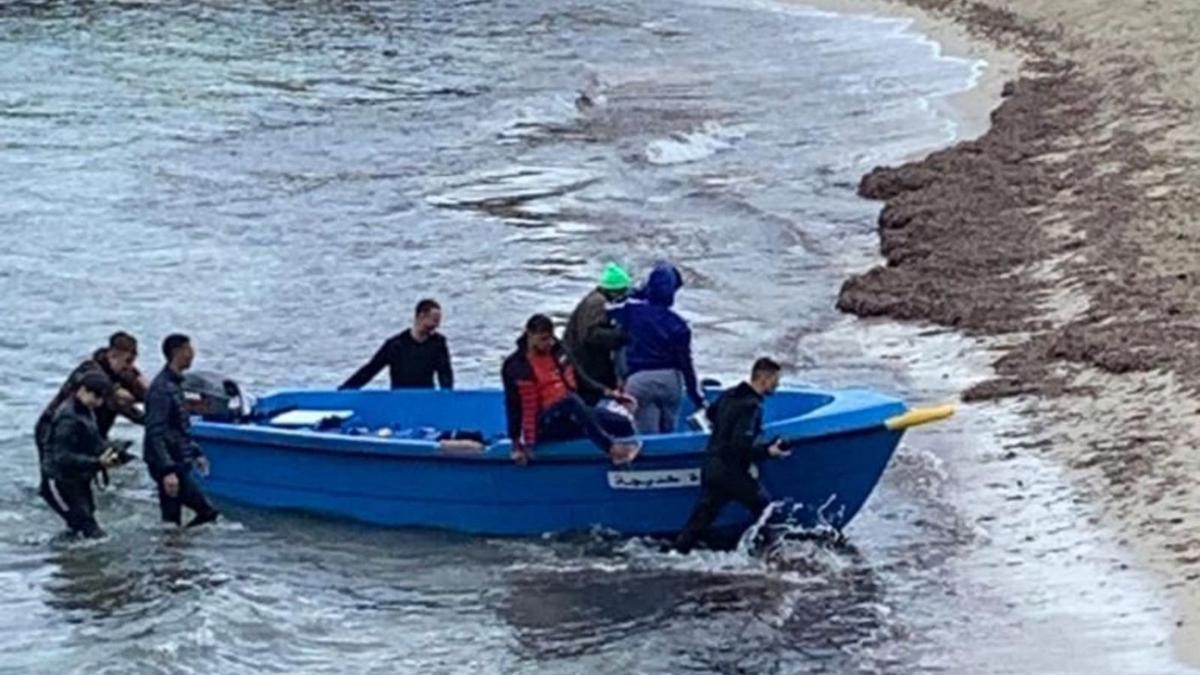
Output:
[672,357,792,553]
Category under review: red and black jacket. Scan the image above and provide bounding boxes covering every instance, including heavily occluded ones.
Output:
[501,337,604,450]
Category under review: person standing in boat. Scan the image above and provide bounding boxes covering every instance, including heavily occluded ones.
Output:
[502,314,640,465]
[39,372,127,539]
[340,299,454,390]
[144,334,220,528]
[562,263,631,404]
[607,262,706,434]
[673,358,791,554]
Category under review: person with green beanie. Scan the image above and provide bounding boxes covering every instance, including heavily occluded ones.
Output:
[563,262,632,405]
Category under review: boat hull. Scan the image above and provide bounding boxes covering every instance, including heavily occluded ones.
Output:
[193,394,905,537]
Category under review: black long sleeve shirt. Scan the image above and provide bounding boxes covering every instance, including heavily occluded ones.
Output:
[143,367,203,477]
[340,330,454,390]
[705,382,772,473]
[42,399,105,482]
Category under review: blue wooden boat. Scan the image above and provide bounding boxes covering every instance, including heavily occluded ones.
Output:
[190,387,952,539]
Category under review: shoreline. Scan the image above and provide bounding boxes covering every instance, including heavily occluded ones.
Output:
[792,0,1018,145]
[792,0,1200,666]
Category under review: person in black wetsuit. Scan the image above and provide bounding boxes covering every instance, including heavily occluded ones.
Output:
[34,332,146,508]
[35,332,147,466]
[39,372,125,538]
[340,299,454,390]
[143,334,219,528]
[673,357,792,553]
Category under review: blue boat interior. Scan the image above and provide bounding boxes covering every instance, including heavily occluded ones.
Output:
[252,389,828,433]
[235,386,893,452]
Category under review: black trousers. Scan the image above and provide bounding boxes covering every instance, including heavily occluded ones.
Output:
[674,460,769,553]
[538,393,634,453]
[151,467,219,527]
[39,475,104,538]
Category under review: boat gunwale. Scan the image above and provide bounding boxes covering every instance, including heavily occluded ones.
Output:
[193,420,902,466]
[192,386,908,464]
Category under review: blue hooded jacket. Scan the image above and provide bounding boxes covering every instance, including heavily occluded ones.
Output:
[608,263,704,408]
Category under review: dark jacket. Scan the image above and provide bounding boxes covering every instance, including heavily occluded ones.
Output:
[501,337,605,450]
[36,348,147,455]
[41,398,105,483]
[563,289,627,400]
[143,367,204,477]
[607,263,703,408]
[340,330,453,390]
[705,382,773,474]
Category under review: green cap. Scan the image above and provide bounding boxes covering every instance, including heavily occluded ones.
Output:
[598,262,632,291]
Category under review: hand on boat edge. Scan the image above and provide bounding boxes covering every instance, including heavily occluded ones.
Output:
[767,440,791,459]
[511,445,532,465]
[609,442,640,466]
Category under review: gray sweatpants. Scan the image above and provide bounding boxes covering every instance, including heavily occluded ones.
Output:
[625,369,684,434]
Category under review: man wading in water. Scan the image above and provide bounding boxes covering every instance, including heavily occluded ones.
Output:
[144,334,219,528]
[35,331,147,496]
[673,357,791,553]
[39,372,128,539]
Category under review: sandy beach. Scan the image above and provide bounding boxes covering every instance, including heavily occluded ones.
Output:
[812,0,1200,664]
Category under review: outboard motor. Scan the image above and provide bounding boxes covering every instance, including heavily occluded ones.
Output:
[182,371,254,422]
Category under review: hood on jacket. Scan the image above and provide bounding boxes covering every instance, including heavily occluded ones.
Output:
[634,262,683,308]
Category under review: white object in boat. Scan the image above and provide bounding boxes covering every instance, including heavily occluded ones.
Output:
[269,409,356,427]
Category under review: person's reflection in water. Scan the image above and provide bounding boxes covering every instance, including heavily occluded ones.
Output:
[497,568,701,659]
[494,537,889,671]
[42,534,222,619]
[42,544,140,617]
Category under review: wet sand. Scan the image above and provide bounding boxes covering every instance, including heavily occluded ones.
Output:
[807,0,1200,664]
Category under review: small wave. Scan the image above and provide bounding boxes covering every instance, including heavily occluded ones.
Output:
[494,95,583,143]
[640,19,692,38]
[425,166,601,212]
[494,506,855,585]
[645,121,749,165]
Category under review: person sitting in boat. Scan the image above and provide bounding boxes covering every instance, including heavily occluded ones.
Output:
[562,263,631,405]
[673,357,792,554]
[607,262,706,434]
[340,299,454,390]
[502,314,641,465]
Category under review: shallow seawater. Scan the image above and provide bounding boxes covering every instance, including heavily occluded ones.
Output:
[0,0,1189,673]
